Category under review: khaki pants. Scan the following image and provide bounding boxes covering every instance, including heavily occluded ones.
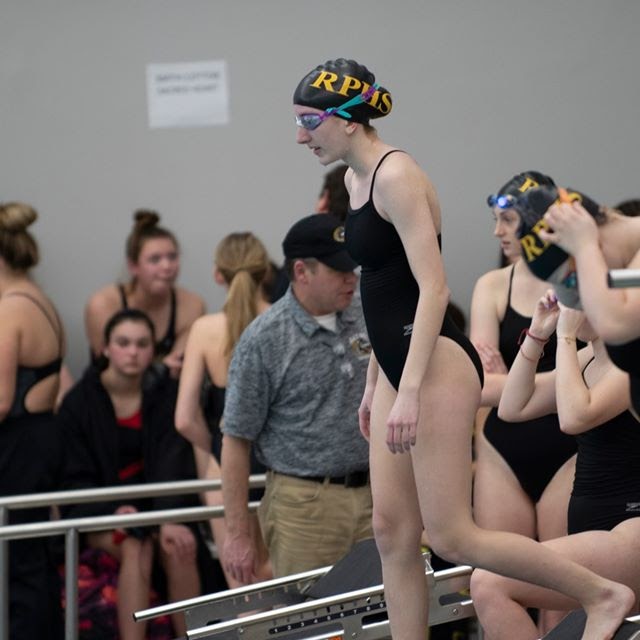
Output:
[258,471,373,577]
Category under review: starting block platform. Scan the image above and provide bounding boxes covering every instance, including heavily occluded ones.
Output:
[135,538,474,639]
[541,610,640,640]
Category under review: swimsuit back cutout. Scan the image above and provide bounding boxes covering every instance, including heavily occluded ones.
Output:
[5,291,63,418]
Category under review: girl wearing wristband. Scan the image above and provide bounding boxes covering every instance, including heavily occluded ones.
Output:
[471,173,577,634]
[538,195,640,419]
[471,290,640,639]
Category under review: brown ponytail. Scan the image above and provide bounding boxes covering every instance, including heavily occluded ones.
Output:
[215,232,269,357]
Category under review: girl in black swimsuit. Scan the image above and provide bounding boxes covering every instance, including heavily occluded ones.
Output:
[175,232,273,587]
[293,58,633,639]
[472,293,640,640]
[0,202,65,640]
[470,175,577,635]
[539,196,640,420]
[85,209,205,377]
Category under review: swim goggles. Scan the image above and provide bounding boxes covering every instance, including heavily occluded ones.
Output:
[487,193,518,210]
[295,83,380,131]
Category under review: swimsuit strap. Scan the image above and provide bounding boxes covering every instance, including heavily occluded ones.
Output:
[581,356,596,382]
[506,263,516,306]
[3,291,64,357]
[368,150,406,201]
[118,284,129,309]
[167,288,177,338]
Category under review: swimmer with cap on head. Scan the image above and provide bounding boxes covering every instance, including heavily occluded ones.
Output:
[292,58,635,639]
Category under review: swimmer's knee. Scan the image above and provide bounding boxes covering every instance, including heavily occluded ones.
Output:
[426,526,473,566]
[373,509,422,558]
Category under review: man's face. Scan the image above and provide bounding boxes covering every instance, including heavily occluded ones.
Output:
[302,261,358,315]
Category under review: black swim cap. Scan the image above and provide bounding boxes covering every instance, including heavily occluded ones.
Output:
[487,171,556,210]
[293,58,392,124]
[498,171,556,199]
[516,185,602,309]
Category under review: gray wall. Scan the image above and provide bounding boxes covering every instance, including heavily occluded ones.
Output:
[2,1,639,376]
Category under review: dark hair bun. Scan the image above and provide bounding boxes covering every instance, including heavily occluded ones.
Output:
[0,202,38,233]
[133,209,160,230]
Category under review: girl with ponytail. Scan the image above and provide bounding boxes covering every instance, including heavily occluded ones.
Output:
[175,232,272,587]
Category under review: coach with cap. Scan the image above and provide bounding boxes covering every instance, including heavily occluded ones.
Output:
[220,213,372,582]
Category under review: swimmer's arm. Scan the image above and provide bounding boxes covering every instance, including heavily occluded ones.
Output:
[470,271,508,406]
[555,343,631,435]
[573,244,640,344]
[175,319,213,453]
[84,287,119,358]
[365,351,379,388]
[375,156,447,393]
[167,290,207,376]
[497,338,557,422]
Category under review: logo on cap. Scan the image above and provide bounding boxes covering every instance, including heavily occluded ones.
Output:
[518,176,541,193]
[309,72,392,116]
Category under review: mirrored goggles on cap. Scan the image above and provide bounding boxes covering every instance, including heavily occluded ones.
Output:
[295,83,380,131]
[487,193,518,210]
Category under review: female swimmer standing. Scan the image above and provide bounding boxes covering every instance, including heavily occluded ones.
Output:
[292,58,633,639]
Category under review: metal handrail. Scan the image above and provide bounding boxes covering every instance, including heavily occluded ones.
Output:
[0,475,266,510]
[0,476,265,640]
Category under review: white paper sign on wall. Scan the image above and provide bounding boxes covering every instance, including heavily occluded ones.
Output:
[146,60,229,129]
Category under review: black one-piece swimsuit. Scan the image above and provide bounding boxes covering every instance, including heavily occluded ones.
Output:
[344,150,483,390]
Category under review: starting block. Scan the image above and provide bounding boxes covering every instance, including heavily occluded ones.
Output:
[135,538,474,639]
[542,610,640,640]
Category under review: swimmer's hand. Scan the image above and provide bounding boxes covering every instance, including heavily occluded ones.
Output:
[475,342,508,374]
[386,388,419,454]
[530,289,560,339]
[539,189,599,256]
[358,385,375,442]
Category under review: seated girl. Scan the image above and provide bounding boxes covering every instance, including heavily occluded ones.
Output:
[59,309,203,639]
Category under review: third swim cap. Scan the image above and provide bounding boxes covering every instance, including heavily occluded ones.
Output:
[516,185,601,309]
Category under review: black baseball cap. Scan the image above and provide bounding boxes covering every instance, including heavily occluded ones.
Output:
[282,213,357,272]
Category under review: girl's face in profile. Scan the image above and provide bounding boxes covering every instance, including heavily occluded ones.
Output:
[104,320,155,376]
[492,207,522,262]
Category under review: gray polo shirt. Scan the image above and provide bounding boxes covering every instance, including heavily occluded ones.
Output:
[222,287,370,477]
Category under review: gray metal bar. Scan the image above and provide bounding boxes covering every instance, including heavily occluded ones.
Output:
[608,269,640,289]
[0,480,263,640]
[65,529,79,640]
[0,506,8,640]
[182,563,475,640]
[0,503,259,542]
[135,565,331,621]
[0,475,266,510]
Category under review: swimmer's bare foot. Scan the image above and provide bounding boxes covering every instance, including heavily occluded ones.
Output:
[581,581,636,640]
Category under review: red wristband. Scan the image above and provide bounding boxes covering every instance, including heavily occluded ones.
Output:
[518,328,550,346]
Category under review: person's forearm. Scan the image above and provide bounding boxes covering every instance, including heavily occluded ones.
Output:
[221,435,252,536]
[554,337,590,433]
[480,372,507,407]
[179,409,212,452]
[366,351,379,388]
[498,335,543,420]
[398,287,447,392]
[575,246,636,342]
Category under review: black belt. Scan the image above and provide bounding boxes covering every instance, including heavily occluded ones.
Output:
[276,470,369,489]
